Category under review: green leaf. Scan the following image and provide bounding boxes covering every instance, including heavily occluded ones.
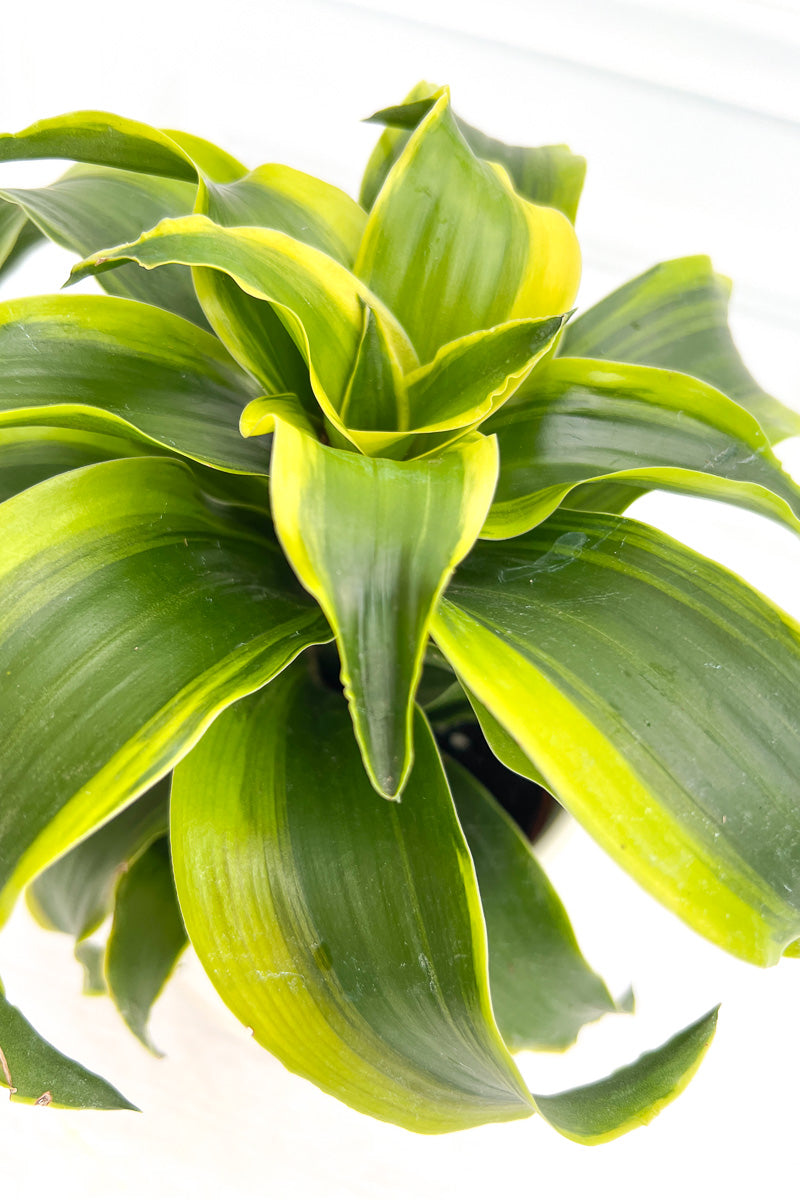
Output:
[70,216,418,451]
[531,1008,718,1144]
[0,166,206,325]
[560,256,800,443]
[0,294,265,474]
[433,510,800,965]
[466,691,549,788]
[75,942,107,996]
[361,82,586,222]
[0,197,35,271]
[200,164,365,266]
[106,836,187,1054]
[171,663,533,1133]
[28,777,169,941]
[0,211,43,283]
[0,456,330,922]
[269,420,498,797]
[404,315,568,436]
[0,111,244,183]
[355,87,581,363]
[446,759,616,1051]
[171,660,712,1137]
[0,980,137,1109]
[483,358,800,538]
[0,425,153,504]
[192,163,367,401]
[339,302,407,431]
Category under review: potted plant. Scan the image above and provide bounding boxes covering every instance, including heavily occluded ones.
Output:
[0,81,797,1141]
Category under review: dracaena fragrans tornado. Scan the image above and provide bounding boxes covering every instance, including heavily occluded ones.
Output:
[0,80,797,1138]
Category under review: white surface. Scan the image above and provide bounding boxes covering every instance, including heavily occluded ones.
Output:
[1,1,799,1195]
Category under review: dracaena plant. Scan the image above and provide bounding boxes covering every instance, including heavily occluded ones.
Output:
[0,81,798,1141]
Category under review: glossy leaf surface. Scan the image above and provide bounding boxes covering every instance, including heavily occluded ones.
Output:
[433,510,800,964]
[560,256,800,443]
[70,217,417,447]
[171,666,533,1133]
[484,358,800,538]
[447,760,616,1050]
[200,165,365,265]
[0,111,243,182]
[0,981,136,1109]
[465,691,548,788]
[0,425,151,503]
[193,164,366,400]
[106,836,187,1053]
[0,166,205,324]
[0,457,329,920]
[0,294,264,473]
[405,315,567,434]
[361,83,586,221]
[532,1008,718,1144]
[355,88,580,363]
[269,420,498,796]
[339,303,407,432]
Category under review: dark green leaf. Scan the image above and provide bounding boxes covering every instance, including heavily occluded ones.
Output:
[28,777,169,941]
[532,1008,718,1144]
[0,294,265,474]
[0,425,152,504]
[269,420,498,796]
[484,357,800,538]
[355,88,580,364]
[339,303,406,431]
[361,83,586,222]
[0,456,329,920]
[0,166,206,325]
[433,509,800,964]
[193,162,367,400]
[171,662,533,1133]
[404,314,568,435]
[106,836,187,1054]
[0,981,137,1109]
[447,760,616,1051]
[560,256,800,442]
[69,216,417,452]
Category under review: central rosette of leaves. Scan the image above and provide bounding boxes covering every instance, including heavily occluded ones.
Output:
[74,85,581,798]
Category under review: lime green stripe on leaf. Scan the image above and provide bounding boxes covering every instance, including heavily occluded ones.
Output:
[171,664,534,1133]
[269,420,499,797]
[0,294,264,474]
[560,256,800,443]
[355,87,580,363]
[483,357,800,538]
[433,510,800,964]
[0,456,329,922]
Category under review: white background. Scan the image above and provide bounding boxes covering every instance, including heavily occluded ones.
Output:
[0,1,799,1195]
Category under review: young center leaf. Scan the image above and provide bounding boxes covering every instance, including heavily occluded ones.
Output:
[268,420,499,797]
